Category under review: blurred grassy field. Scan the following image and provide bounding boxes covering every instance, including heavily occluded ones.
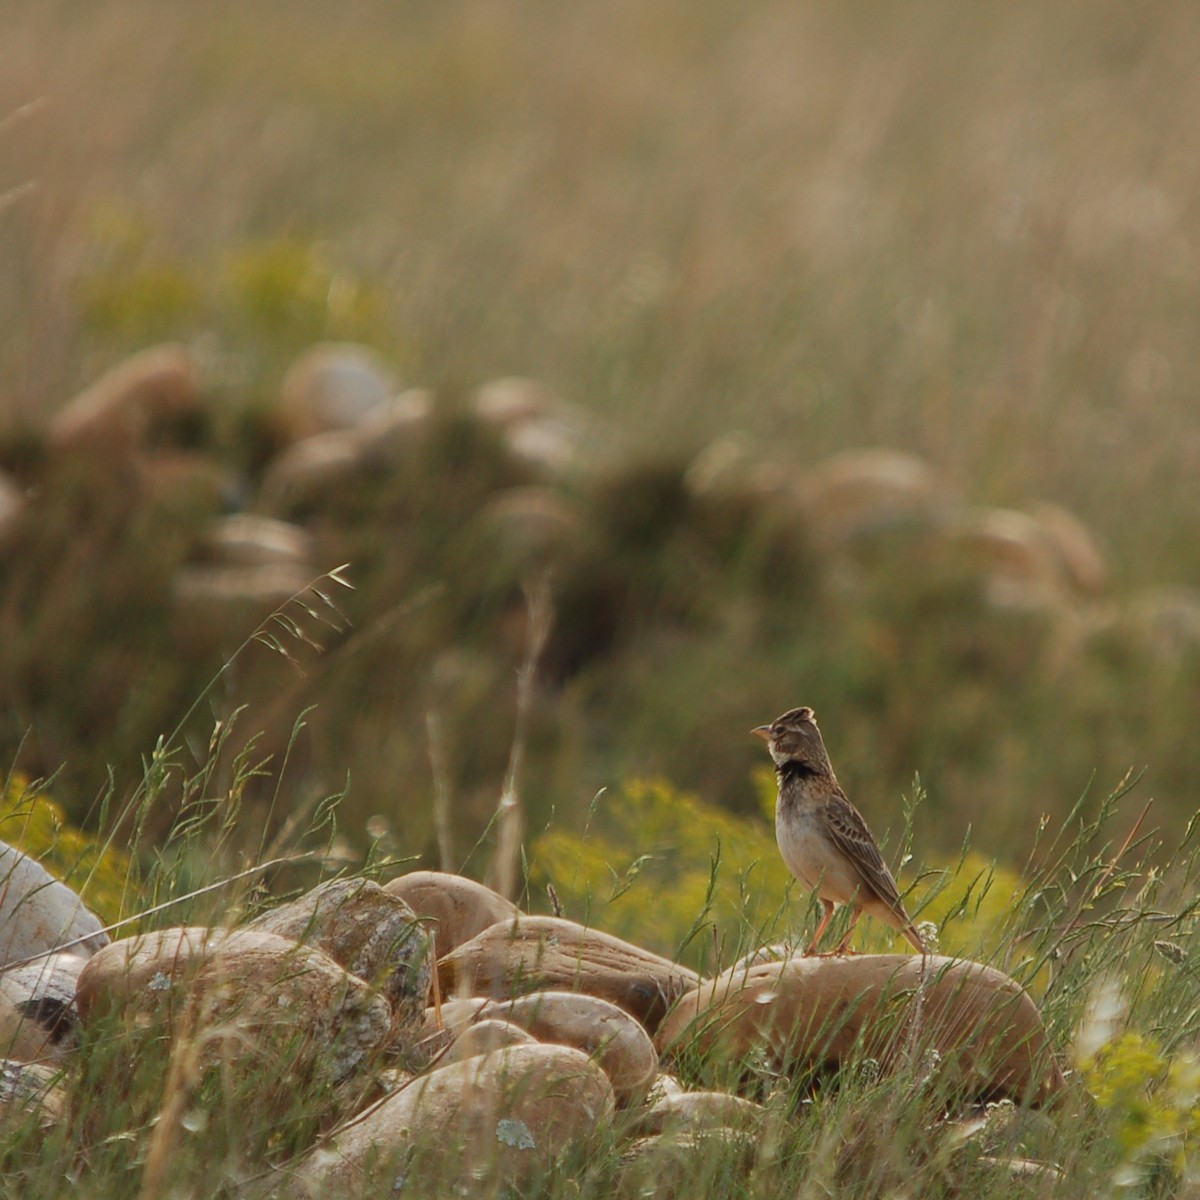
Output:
[2,0,1200,873]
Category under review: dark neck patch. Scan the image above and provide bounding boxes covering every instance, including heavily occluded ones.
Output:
[778,759,821,784]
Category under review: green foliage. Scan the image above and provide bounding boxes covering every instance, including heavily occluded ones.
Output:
[0,772,134,923]
[532,777,794,970]
[1080,1032,1200,1187]
[75,199,395,367]
[531,774,1027,972]
[224,235,391,350]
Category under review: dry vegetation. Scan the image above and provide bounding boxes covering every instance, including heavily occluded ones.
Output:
[2,4,1200,1190]
[3,0,1200,854]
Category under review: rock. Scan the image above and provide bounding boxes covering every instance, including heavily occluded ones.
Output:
[0,844,108,969]
[440,1018,538,1065]
[0,951,89,1060]
[616,1129,756,1200]
[437,916,700,1032]
[631,1090,765,1137]
[247,878,433,1029]
[199,513,313,568]
[946,507,1070,610]
[1025,502,1109,596]
[482,991,658,1105]
[170,561,321,653]
[76,926,391,1084]
[475,378,559,428]
[478,487,582,568]
[0,1060,65,1127]
[474,377,596,479]
[134,450,237,515]
[384,871,520,961]
[257,430,363,517]
[685,434,796,509]
[798,448,952,552]
[643,1072,686,1105]
[0,991,58,1064]
[288,1042,614,1195]
[656,954,1064,1107]
[277,343,396,441]
[420,996,492,1035]
[411,997,491,1068]
[505,416,583,478]
[353,389,435,467]
[1125,586,1200,662]
[48,344,199,456]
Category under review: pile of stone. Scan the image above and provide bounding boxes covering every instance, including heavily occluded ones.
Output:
[0,851,1064,1193]
[5,339,1194,678]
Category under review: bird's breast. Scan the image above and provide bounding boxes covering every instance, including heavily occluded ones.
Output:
[776,803,860,905]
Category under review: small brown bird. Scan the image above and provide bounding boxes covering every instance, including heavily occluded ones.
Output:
[753,706,924,956]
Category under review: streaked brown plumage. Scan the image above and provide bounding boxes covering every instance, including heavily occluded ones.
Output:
[753,706,924,956]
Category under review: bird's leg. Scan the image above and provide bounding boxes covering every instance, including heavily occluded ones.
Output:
[831,908,862,956]
[805,899,836,956]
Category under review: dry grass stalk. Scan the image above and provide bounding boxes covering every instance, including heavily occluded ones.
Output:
[485,574,553,902]
[425,706,454,873]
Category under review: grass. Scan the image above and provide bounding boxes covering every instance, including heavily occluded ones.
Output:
[2,2,1200,1190]
[4,1,1200,568]
[2,714,1200,1198]
[3,1,1200,863]
[0,589,1193,1200]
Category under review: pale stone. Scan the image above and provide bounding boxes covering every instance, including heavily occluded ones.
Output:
[248,878,433,1028]
[278,343,396,440]
[288,1042,614,1195]
[0,844,107,969]
[48,344,198,455]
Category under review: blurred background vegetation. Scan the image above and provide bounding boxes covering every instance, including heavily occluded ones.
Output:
[1,0,1198,900]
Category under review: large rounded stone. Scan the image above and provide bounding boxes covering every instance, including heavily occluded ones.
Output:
[384,871,519,961]
[656,954,1064,1106]
[48,344,199,456]
[199,513,313,568]
[76,926,391,1084]
[616,1128,756,1200]
[289,1042,614,1195]
[630,1089,764,1137]
[277,343,396,440]
[0,951,88,1060]
[257,430,362,517]
[482,991,658,1106]
[440,1018,538,1065]
[353,389,435,468]
[437,916,699,1032]
[947,507,1071,610]
[0,844,107,969]
[248,877,433,1029]
[169,561,321,653]
[1025,501,1109,595]
[798,448,952,552]
[0,1060,65,1128]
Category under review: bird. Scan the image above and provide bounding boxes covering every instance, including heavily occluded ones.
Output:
[753,706,925,956]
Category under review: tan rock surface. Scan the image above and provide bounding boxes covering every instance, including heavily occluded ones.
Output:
[290,1042,614,1195]
[656,954,1064,1106]
[76,926,391,1083]
[384,870,519,960]
[438,916,699,1032]
[483,990,658,1105]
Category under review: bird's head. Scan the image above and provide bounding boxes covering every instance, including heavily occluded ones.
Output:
[752,706,832,772]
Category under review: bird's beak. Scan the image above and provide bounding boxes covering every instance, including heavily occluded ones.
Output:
[751,725,772,741]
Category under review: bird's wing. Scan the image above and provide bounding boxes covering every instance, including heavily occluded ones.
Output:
[822,791,911,917]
